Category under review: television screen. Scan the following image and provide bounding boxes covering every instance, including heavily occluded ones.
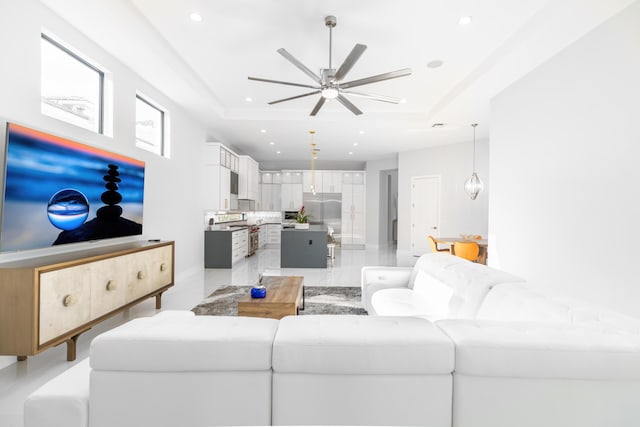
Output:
[0,123,145,252]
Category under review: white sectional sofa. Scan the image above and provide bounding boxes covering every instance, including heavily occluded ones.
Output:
[25,253,640,427]
[362,253,640,427]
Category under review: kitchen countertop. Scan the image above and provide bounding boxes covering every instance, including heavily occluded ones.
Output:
[281,225,327,232]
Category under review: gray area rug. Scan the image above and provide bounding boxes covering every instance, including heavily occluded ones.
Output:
[192,285,367,316]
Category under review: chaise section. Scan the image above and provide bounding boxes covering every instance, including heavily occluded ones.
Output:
[272,315,455,427]
[24,358,91,427]
[89,310,278,427]
[437,319,640,427]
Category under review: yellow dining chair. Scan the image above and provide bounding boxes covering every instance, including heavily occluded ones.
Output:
[452,241,480,262]
[428,235,450,254]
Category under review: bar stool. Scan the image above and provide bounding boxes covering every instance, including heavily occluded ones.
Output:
[327,243,336,261]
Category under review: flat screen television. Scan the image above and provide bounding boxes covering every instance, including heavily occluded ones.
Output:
[0,122,145,252]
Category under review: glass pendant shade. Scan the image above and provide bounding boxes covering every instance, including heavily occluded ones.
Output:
[464,123,483,200]
[464,172,484,200]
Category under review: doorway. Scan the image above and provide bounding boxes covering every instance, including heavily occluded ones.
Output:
[379,169,398,247]
[410,175,441,256]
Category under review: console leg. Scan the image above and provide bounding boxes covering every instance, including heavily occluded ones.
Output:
[17,355,27,361]
[155,292,163,309]
[66,335,79,361]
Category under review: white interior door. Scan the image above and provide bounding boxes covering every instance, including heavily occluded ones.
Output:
[410,175,441,256]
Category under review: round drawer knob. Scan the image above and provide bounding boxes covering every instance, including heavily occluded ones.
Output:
[160,263,167,272]
[137,271,146,280]
[106,280,117,291]
[62,294,77,307]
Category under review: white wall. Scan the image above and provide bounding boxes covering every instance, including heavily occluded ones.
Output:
[0,0,207,368]
[397,139,489,254]
[489,1,640,316]
[365,156,398,247]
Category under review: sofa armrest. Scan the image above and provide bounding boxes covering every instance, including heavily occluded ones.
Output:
[361,266,413,313]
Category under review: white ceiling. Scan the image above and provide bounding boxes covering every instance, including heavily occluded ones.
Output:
[41,0,635,166]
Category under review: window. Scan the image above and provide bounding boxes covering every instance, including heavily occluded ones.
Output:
[41,34,104,133]
[135,95,166,156]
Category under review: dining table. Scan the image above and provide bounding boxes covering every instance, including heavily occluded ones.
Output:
[436,237,488,265]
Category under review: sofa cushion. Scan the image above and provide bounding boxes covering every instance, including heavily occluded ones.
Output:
[90,311,278,372]
[273,315,454,375]
[437,319,640,380]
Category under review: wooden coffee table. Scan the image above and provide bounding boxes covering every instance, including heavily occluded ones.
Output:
[237,276,304,319]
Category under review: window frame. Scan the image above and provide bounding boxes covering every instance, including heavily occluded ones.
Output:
[135,93,166,157]
[40,33,105,134]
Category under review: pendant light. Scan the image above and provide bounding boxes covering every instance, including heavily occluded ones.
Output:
[464,123,483,200]
[309,130,318,195]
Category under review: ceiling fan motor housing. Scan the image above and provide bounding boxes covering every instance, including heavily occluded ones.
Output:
[321,69,337,85]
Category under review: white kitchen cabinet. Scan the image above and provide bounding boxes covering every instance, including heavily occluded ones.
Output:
[281,170,302,184]
[206,142,238,172]
[281,183,303,211]
[204,143,236,211]
[341,171,366,247]
[261,183,281,211]
[266,224,281,245]
[203,164,231,211]
[303,170,323,193]
[322,171,343,193]
[239,156,260,200]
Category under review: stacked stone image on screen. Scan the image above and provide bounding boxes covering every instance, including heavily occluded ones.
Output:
[97,164,123,220]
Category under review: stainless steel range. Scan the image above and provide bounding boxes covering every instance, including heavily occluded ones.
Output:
[248,225,259,256]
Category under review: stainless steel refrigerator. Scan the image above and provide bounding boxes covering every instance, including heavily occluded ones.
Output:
[302,192,342,243]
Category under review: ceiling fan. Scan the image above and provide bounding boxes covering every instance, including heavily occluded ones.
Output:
[248,15,412,116]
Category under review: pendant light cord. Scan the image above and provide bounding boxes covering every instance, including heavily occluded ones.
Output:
[472,123,478,173]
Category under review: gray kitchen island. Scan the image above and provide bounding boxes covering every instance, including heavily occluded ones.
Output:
[280,225,328,268]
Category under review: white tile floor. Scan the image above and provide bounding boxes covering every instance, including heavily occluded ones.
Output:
[0,244,414,426]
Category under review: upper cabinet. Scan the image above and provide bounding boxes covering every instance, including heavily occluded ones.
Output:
[203,142,237,210]
[238,155,260,200]
[204,143,239,172]
[302,170,343,193]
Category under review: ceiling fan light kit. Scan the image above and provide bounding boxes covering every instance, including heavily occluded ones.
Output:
[248,15,412,116]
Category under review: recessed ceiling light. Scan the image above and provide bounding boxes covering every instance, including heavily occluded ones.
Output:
[260,129,266,133]
[359,130,365,135]
[189,12,203,22]
[269,141,275,145]
[458,16,472,26]
[245,97,252,102]
[348,151,353,155]
[427,60,444,69]
[276,151,281,154]
[353,142,359,146]
[400,98,407,104]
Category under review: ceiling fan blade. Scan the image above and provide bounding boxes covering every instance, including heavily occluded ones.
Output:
[334,44,367,81]
[336,95,363,116]
[248,76,319,89]
[340,68,412,89]
[268,90,321,105]
[310,97,326,116]
[340,90,401,104]
[277,48,321,83]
